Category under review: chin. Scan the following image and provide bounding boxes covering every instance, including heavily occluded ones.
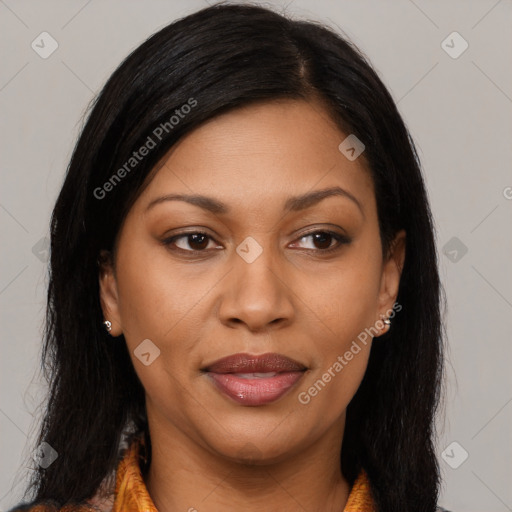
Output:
[205,430,304,466]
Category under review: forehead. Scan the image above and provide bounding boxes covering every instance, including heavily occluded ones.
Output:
[136,99,375,216]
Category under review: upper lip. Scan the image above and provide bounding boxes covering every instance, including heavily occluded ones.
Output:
[202,352,307,374]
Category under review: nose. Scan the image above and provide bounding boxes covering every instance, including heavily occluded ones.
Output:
[217,243,295,332]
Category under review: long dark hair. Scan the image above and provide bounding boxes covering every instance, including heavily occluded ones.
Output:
[18,3,444,511]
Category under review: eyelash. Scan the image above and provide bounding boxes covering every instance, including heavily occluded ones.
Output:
[161,229,351,256]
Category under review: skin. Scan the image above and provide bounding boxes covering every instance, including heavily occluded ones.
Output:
[99,99,405,512]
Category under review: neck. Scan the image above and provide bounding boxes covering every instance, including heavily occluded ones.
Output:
[144,412,350,512]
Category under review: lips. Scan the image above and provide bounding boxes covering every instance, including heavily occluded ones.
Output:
[203,353,307,406]
[203,352,306,374]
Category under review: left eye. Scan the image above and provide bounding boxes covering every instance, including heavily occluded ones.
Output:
[290,231,350,251]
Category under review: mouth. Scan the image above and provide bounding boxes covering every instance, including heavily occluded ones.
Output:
[202,353,307,406]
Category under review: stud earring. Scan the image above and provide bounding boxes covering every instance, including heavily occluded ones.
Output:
[379,315,391,334]
[103,320,112,334]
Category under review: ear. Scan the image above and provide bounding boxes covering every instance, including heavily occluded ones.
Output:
[98,250,123,337]
[376,229,406,326]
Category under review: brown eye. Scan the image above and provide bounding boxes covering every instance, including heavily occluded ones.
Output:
[290,230,351,253]
[186,233,209,250]
[311,232,333,250]
[163,232,220,252]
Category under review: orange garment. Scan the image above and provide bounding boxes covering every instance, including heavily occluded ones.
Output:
[10,435,376,511]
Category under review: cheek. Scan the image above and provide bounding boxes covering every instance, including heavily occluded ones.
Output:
[114,235,199,341]
[297,345,371,433]
[309,249,382,339]
[113,237,216,395]
[294,242,381,415]
[297,275,375,422]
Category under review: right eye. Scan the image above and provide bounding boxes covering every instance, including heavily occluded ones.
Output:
[162,231,223,253]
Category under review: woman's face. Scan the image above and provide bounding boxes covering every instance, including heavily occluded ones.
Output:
[100,99,405,463]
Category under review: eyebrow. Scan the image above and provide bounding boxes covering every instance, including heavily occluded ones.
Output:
[145,186,364,217]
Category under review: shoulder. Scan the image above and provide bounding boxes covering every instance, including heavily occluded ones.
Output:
[5,501,58,512]
[5,500,105,512]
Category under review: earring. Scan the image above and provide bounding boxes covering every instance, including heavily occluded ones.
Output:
[379,315,391,333]
[103,320,112,334]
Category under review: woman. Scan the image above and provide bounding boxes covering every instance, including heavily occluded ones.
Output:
[9,3,447,511]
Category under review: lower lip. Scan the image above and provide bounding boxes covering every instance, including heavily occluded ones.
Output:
[206,371,305,406]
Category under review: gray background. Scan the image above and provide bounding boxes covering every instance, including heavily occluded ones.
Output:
[1,0,511,510]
